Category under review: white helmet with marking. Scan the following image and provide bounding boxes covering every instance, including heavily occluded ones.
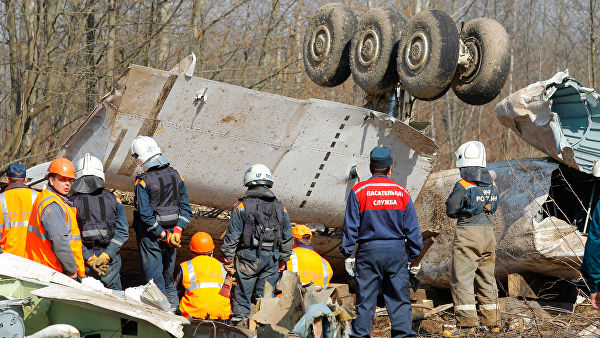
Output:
[131,136,161,165]
[243,164,273,187]
[75,153,105,181]
[455,141,486,168]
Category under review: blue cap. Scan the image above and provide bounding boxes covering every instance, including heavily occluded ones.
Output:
[370,147,393,168]
[6,163,26,178]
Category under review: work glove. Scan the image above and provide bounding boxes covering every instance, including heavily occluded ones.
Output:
[223,257,236,275]
[345,257,356,277]
[159,230,178,248]
[408,263,421,276]
[408,263,421,292]
[170,226,182,248]
[85,254,98,268]
[91,252,110,276]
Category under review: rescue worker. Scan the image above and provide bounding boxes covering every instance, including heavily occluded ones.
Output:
[580,199,600,310]
[70,153,129,290]
[0,163,38,256]
[340,146,423,338]
[175,232,231,322]
[25,158,85,279]
[221,164,293,326]
[443,141,500,337]
[287,224,333,287]
[131,136,192,310]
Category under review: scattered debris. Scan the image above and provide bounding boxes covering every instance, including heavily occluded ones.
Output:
[0,253,188,337]
[25,324,80,338]
[252,271,304,331]
[495,71,600,176]
[412,303,454,322]
[250,271,354,337]
[508,273,538,299]
[579,324,600,337]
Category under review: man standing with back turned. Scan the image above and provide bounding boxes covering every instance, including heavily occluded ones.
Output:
[221,164,293,327]
[70,153,129,290]
[341,146,423,337]
[131,136,193,311]
[443,141,500,337]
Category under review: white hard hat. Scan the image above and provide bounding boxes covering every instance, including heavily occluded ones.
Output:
[75,153,105,181]
[131,136,161,165]
[243,164,273,187]
[455,141,486,168]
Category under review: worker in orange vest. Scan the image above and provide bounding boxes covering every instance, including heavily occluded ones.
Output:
[25,158,85,280]
[0,163,38,257]
[174,232,231,322]
[287,224,333,287]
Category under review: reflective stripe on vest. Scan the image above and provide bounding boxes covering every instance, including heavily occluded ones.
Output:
[27,223,48,241]
[81,229,109,238]
[184,260,225,292]
[290,250,299,272]
[156,214,179,223]
[321,257,329,287]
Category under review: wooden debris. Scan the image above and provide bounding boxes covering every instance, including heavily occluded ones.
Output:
[498,297,551,320]
[312,318,323,338]
[579,324,600,337]
[412,299,434,317]
[508,273,537,299]
[329,283,354,311]
[413,303,453,321]
[410,288,427,301]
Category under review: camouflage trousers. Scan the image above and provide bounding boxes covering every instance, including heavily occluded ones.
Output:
[450,225,499,327]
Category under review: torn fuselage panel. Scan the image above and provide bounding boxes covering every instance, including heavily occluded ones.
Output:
[495,71,600,176]
[57,56,438,228]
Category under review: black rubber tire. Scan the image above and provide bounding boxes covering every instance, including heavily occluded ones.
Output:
[350,8,405,95]
[397,9,459,100]
[451,18,510,105]
[303,3,357,87]
[418,83,451,101]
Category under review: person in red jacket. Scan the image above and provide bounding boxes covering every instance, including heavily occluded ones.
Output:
[340,146,423,338]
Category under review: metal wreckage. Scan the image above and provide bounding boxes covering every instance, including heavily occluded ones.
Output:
[2,2,599,337]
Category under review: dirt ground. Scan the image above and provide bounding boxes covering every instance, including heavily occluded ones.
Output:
[368,300,600,337]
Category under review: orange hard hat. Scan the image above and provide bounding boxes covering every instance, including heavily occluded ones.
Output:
[190,232,215,254]
[47,158,76,179]
[292,224,312,240]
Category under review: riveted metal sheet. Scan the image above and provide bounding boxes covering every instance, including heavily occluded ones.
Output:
[60,63,438,227]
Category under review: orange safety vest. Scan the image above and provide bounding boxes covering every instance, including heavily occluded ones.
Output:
[179,255,231,320]
[25,189,85,277]
[287,247,333,287]
[0,187,38,257]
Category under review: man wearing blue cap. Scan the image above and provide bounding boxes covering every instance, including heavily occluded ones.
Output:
[341,147,423,337]
[0,163,38,257]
